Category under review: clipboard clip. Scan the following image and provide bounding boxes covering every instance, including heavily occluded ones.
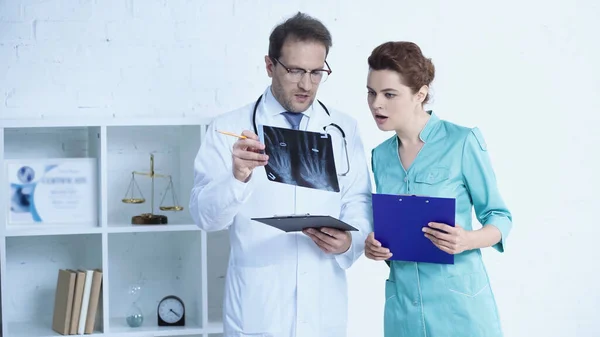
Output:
[272,213,311,218]
[397,194,431,203]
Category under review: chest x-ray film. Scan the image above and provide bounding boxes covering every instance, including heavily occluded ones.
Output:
[259,125,340,192]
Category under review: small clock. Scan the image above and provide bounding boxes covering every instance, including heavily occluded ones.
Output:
[157,295,185,326]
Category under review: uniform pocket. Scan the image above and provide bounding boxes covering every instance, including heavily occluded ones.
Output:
[385,279,397,301]
[383,279,401,337]
[413,166,451,198]
[414,166,450,185]
[443,272,503,336]
[445,272,489,297]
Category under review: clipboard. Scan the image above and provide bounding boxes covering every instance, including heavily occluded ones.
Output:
[373,194,456,264]
[251,214,358,232]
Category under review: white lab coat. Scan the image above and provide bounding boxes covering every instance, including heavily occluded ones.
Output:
[190,86,373,337]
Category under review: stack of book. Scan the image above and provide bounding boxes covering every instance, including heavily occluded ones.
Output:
[52,269,103,335]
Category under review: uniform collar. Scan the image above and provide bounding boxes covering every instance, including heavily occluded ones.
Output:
[418,110,445,143]
[264,86,313,118]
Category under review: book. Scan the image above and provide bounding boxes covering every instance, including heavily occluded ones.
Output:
[84,269,103,334]
[52,269,76,335]
[68,270,86,334]
[77,270,94,334]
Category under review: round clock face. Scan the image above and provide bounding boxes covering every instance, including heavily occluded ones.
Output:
[158,297,184,324]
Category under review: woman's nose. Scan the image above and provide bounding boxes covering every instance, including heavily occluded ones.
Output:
[371,94,384,109]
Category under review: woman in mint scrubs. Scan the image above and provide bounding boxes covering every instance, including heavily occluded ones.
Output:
[364,41,513,337]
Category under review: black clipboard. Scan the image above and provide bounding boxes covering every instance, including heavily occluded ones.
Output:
[251,214,358,232]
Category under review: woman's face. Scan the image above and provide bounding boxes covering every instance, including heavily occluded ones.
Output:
[366,69,426,131]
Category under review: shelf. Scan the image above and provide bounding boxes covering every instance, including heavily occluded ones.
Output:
[205,320,224,334]
[106,125,201,226]
[0,117,213,128]
[109,317,202,336]
[6,320,59,337]
[6,320,102,337]
[107,231,203,333]
[0,120,223,337]
[4,234,103,336]
[3,224,199,236]
[4,224,103,237]
[106,223,199,234]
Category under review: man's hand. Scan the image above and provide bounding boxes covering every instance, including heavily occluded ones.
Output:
[364,232,392,261]
[302,227,351,254]
[232,130,269,182]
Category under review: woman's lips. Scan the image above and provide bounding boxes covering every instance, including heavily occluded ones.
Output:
[374,114,388,124]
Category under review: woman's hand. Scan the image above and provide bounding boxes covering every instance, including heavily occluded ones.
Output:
[423,222,473,255]
[365,232,393,260]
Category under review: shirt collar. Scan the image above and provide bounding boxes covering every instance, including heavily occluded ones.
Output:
[418,110,445,143]
[264,86,313,118]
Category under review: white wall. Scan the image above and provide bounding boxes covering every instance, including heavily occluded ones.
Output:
[1,0,599,336]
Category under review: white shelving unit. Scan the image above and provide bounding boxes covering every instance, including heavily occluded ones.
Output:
[0,118,230,337]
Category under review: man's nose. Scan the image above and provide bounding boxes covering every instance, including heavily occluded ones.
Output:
[298,73,313,90]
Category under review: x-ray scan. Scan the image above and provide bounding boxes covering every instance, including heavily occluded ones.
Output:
[261,125,340,192]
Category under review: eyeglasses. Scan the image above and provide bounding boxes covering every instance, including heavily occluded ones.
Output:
[272,57,332,84]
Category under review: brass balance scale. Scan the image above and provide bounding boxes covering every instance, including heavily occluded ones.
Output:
[121,154,184,225]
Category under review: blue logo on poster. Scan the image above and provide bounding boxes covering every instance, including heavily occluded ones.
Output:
[10,165,41,221]
[18,165,35,183]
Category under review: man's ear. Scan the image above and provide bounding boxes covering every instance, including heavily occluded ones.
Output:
[265,55,274,78]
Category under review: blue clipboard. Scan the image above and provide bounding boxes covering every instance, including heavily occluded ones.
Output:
[373,193,456,264]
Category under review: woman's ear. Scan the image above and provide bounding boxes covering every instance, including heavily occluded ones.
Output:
[417,85,429,103]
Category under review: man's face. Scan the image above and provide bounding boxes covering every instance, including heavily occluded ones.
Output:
[265,39,328,113]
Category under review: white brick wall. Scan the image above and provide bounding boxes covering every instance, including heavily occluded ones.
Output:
[1,1,600,337]
[0,0,334,121]
[0,0,247,120]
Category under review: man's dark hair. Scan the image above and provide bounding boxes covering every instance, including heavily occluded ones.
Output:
[268,12,332,60]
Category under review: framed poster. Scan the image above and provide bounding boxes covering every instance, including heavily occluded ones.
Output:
[6,158,98,225]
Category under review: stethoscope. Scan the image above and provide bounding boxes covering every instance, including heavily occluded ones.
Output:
[251,94,350,176]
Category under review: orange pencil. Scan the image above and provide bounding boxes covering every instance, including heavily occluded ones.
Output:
[217,130,247,139]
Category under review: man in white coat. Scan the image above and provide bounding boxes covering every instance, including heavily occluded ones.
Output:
[189,12,372,337]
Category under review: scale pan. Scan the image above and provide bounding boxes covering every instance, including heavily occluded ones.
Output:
[122,198,145,204]
[159,206,184,211]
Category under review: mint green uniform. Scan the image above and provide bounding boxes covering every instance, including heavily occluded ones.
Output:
[371,111,513,337]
